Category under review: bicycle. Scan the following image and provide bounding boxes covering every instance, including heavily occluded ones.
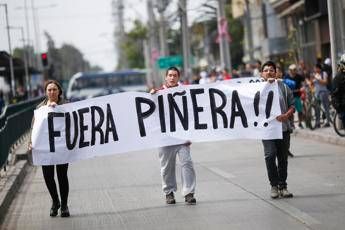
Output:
[333,112,345,137]
[304,90,336,130]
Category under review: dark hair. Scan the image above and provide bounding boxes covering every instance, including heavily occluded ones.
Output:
[315,63,322,69]
[261,60,276,72]
[166,66,180,77]
[44,79,63,101]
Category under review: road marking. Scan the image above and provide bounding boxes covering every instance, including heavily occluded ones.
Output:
[207,167,236,179]
[267,200,321,225]
[202,165,320,227]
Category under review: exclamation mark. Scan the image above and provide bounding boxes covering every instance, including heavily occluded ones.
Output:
[264,91,274,127]
[253,91,260,127]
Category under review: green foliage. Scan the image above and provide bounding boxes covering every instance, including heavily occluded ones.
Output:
[43,31,102,81]
[119,20,147,69]
[188,2,244,69]
[225,3,244,68]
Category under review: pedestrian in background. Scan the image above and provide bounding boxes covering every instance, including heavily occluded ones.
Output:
[261,61,295,199]
[313,63,331,128]
[332,54,345,127]
[276,66,294,157]
[285,64,305,129]
[29,80,70,217]
[150,66,197,205]
[323,58,333,91]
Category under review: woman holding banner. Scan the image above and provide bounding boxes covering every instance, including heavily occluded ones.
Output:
[150,66,197,205]
[29,80,70,217]
[261,61,295,199]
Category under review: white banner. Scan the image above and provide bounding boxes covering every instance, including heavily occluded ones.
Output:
[32,80,282,165]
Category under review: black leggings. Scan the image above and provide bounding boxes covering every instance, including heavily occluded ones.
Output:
[42,164,69,206]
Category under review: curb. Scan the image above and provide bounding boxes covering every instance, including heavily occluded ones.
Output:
[0,160,31,224]
[293,129,345,147]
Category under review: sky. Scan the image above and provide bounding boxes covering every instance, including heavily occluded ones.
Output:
[0,0,211,73]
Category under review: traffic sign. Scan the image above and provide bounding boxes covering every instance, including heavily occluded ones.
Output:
[157,55,183,69]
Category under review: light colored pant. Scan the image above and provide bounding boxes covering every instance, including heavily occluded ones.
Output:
[159,144,196,196]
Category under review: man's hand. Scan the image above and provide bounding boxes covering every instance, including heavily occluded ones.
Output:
[185,140,192,146]
[28,142,32,151]
[150,88,158,94]
[276,114,289,122]
[267,78,275,83]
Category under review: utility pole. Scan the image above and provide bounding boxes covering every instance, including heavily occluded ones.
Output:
[179,0,191,82]
[24,0,34,69]
[327,0,345,75]
[327,0,337,75]
[1,4,16,97]
[31,0,42,69]
[157,0,168,56]
[244,0,254,63]
[10,26,31,98]
[112,0,127,69]
[147,0,159,87]
[217,0,232,71]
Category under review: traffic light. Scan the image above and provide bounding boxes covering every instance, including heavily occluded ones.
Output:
[41,52,48,67]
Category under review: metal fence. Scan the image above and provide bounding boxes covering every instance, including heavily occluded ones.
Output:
[0,97,43,169]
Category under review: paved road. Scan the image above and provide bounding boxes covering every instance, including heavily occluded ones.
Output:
[1,136,345,230]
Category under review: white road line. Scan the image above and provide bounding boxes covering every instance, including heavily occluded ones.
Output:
[207,167,236,179]
[268,200,321,225]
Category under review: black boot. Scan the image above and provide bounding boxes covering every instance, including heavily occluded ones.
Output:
[50,201,60,217]
[60,205,70,217]
[165,192,176,204]
[184,193,196,205]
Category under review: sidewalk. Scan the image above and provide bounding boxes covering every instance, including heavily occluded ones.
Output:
[292,125,345,147]
[0,135,31,223]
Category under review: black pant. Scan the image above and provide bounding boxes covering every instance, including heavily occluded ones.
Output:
[42,164,69,207]
[262,132,290,189]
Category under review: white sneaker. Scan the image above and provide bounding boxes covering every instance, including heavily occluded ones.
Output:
[280,188,293,198]
[270,186,279,199]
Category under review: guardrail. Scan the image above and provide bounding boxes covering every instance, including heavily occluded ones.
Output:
[0,97,43,169]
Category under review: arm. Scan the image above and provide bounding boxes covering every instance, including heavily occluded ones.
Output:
[276,107,294,122]
[315,72,328,86]
[276,84,295,122]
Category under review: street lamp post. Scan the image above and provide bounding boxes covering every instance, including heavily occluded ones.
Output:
[179,0,192,82]
[217,0,232,71]
[9,26,31,98]
[0,4,16,97]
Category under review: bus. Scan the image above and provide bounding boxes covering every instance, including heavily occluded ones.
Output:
[66,69,147,101]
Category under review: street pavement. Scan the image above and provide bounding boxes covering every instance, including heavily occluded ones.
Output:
[0,129,344,230]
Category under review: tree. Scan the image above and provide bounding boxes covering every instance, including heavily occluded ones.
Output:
[119,20,147,69]
[188,1,244,69]
[43,31,103,83]
[225,2,244,69]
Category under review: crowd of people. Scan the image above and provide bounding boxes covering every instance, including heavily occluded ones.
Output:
[191,56,344,132]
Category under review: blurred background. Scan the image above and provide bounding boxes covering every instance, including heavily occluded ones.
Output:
[0,0,344,104]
